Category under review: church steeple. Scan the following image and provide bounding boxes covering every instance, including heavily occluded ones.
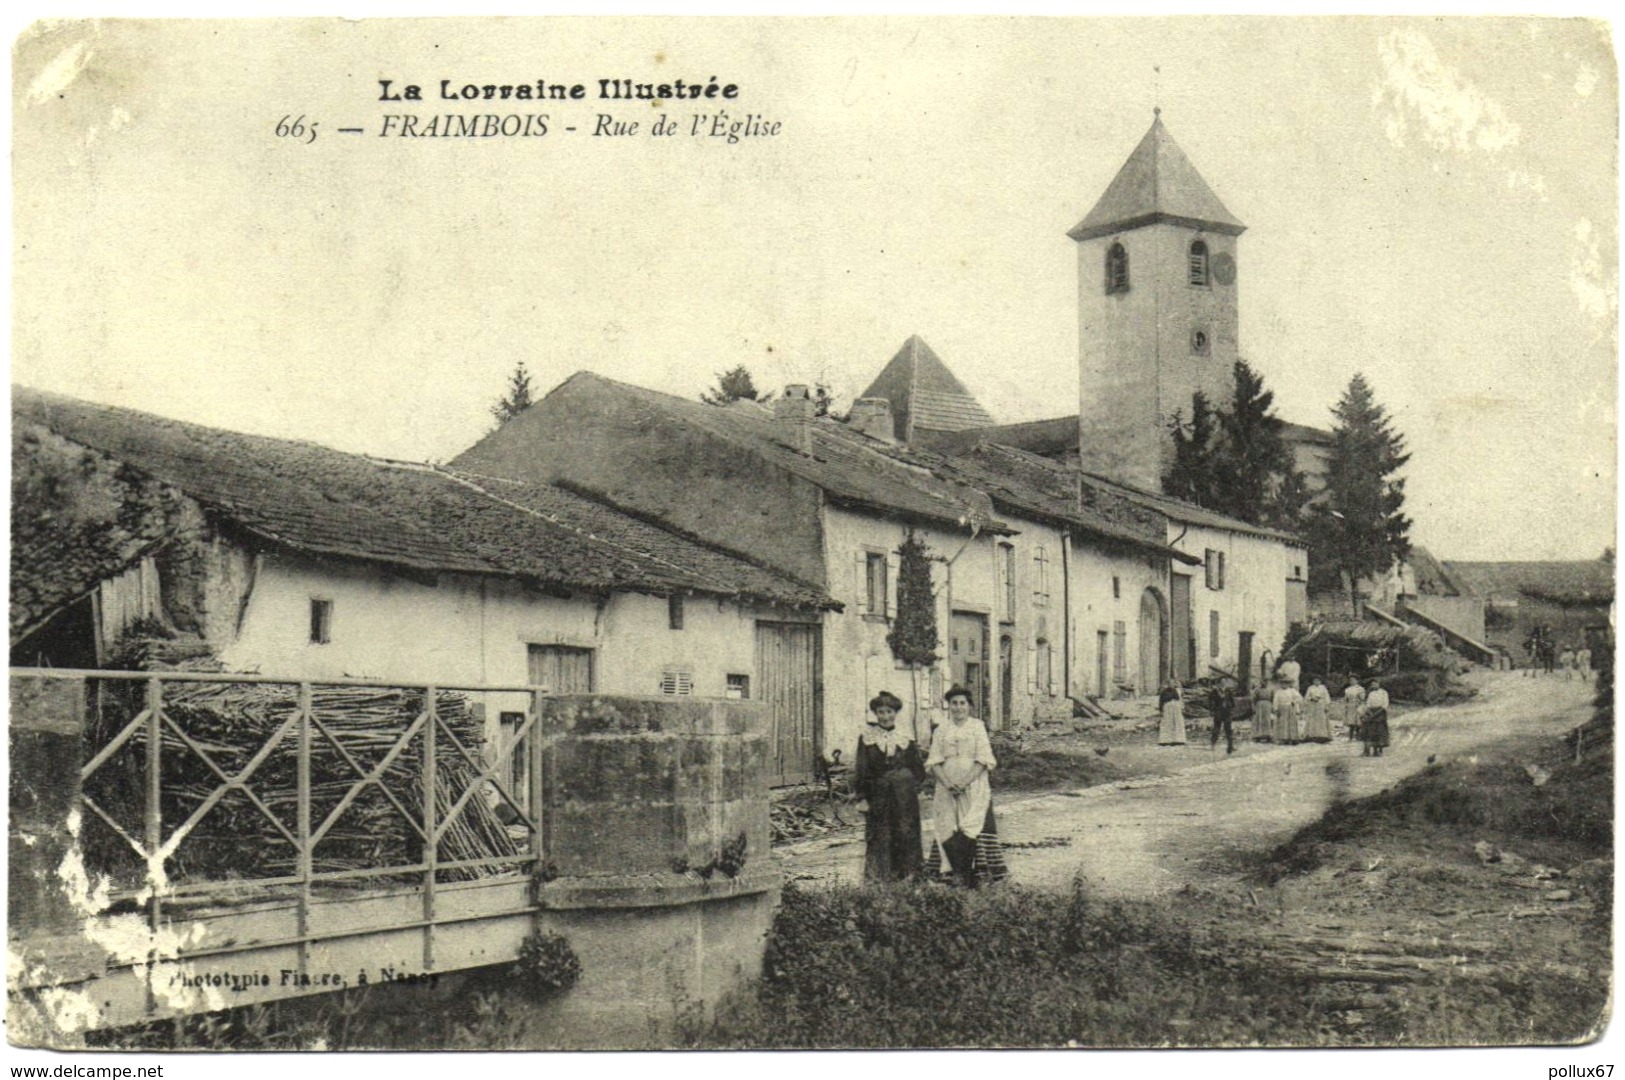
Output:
[1068,113,1245,243]
[1071,113,1244,492]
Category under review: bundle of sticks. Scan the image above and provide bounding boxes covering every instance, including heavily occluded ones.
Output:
[82,677,522,890]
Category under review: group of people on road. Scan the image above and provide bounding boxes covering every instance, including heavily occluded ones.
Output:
[1155,663,1396,759]
[1524,626,1594,679]
[852,684,1009,888]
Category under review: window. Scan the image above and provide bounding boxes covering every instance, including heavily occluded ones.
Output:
[865,552,889,617]
[1204,549,1227,591]
[1104,242,1129,294]
[999,542,1017,621]
[1191,328,1210,356]
[1112,620,1127,683]
[1210,611,1221,658]
[726,674,750,700]
[659,669,694,696]
[1032,546,1051,606]
[1112,575,1121,599]
[1189,240,1209,286]
[1292,564,1303,580]
[309,599,332,645]
[668,594,685,630]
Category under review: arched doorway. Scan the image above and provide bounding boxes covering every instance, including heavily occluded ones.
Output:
[1139,587,1167,694]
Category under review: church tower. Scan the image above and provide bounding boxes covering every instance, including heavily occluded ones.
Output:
[1071,111,1245,492]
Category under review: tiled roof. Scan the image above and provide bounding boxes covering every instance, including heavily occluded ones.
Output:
[1442,560,1615,606]
[510,371,1009,535]
[1282,421,1334,447]
[12,387,832,613]
[857,335,996,438]
[1076,468,1304,545]
[1069,116,1246,242]
[1407,546,1464,597]
[902,442,1198,563]
[923,414,1079,458]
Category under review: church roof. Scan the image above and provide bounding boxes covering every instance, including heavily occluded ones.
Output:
[857,335,997,440]
[1068,114,1246,242]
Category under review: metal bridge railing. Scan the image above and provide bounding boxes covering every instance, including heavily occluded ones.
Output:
[14,667,550,973]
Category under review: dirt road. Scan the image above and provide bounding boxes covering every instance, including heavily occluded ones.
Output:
[777,672,1594,896]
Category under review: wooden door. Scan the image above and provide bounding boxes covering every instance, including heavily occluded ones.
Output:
[757,621,821,785]
[1170,574,1193,683]
[949,612,990,721]
[1237,632,1254,694]
[1138,589,1165,694]
[527,644,594,693]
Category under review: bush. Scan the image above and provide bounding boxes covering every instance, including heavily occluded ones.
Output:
[513,931,583,997]
[697,879,1331,1048]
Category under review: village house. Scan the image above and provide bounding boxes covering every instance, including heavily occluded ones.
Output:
[1440,558,1614,663]
[10,387,835,773]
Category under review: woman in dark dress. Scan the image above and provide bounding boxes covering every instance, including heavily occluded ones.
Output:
[853,691,926,882]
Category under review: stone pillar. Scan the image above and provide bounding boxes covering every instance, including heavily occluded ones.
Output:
[527,694,780,1048]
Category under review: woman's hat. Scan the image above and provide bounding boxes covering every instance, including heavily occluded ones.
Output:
[944,684,973,704]
[869,691,903,712]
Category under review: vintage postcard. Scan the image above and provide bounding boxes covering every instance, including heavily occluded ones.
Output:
[6,15,1617,1064]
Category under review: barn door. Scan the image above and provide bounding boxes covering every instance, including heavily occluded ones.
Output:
[527,644,595,693]
[1170,573,1193,683]
[757,621,821,785]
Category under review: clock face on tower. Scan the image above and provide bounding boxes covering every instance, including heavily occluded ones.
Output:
[1211,252,1236,286]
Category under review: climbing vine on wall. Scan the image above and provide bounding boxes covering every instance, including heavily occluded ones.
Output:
[887,531,939,667]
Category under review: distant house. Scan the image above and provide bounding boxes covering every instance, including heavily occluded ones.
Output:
[10,387,833,754]
[1441,559,1614,661]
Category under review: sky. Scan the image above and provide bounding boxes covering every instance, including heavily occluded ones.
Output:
[9,16,1617,561]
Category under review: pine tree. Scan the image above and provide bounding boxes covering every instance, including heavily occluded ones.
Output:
[1305,374,1412,610]
[1163,391,1222,506]
[701,365,768,406]
[1211,359,1303,526]
[1163,361,1306,528]
[490,362,535,426]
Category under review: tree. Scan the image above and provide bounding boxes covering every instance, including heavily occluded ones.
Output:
[1305,374,1412,611]
[701,365,768,406]
[1162,361,1307,528]
[490,361,535,426]
[1211,359,1303,526]
[1163,390,1222,507]
[887,531,939,667]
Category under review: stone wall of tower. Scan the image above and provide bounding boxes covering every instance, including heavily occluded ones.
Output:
[1077,222,1238,491]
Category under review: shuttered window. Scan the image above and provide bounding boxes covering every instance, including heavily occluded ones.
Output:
[1204,550,1227,591]
[660,669,694,696]
[1032,546,1051,606]
[1210,610,1221,658]
[1189,240,1209,286]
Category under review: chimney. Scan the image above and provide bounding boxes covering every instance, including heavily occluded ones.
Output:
[774,384,814,453]
[847,397,895,443]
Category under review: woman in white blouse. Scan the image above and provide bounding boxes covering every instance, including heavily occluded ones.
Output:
[925,685,1009,887]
